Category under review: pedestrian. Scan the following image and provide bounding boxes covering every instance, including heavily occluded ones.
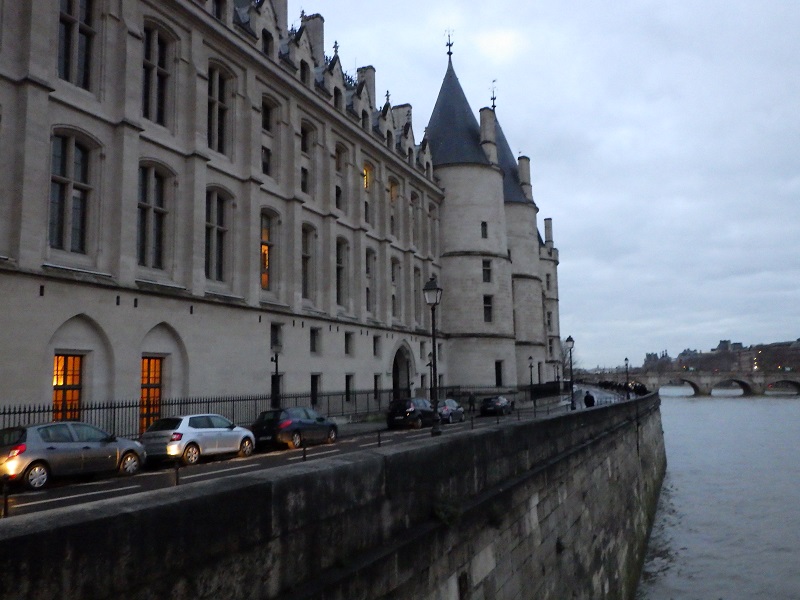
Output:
[468,393,476,413]
[584,390,595,408]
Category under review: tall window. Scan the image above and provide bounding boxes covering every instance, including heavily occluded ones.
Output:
[482,259,492,283]
[261,99,273,132]
[481,221,488,238]
[363,162,374,225]
[142,25,170,125]
[389,179,399,236]
[53,354,82,421]
[301,225,315,300]
[261,29,273,57]
[336,239,348,306]
[58,0,95,90]
[210,0,225,20]
[547,311,553,331]
[300,60,310,85]
[483,295,493,323]
[365,248,376,313]
[50,134,91,253]
[207,66,229,154]
[261,147,271,176]
[260,213,273,290]
[205,190,228,281]
[546,273,552,291]
[140,357,163,433]
[414,267,422,323]
[138,165,167,269]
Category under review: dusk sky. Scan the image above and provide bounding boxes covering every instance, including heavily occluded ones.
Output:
[288,1,800,369]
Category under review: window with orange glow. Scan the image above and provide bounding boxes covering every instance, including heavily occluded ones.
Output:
[140,357,163,433]
[260,213,272,290]
[53,354,82,421]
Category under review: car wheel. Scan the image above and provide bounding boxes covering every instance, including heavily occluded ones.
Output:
[289,431,303,449]
[182,443,200,466]
[412,416,423,429]
[119,451,141,476]
[447,414,453,424]
[238,438,254,458]
[23,462,49,490]
[460,412,466,423]
[326,427,337,444]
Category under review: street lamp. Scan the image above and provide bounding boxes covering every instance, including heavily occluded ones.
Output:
[528,356,537,417]
[270,342,282,408]
[565,335,575,410]
[423,275,443,436]
[624,357,630,400]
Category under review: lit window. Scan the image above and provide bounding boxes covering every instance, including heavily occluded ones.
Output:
[140,357,163,433]
[260,213,274,290]
[58,0,95,90]
[53,354,82,421]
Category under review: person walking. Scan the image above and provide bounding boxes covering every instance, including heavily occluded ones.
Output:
[584,390,595,408]
[468,393,476,413]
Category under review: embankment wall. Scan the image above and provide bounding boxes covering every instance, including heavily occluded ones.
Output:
[0,395,666,599]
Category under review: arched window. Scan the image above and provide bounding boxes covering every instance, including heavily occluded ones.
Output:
[407,148,414,165]
[142,23,173,126]
[391,257,401,319]
[260,211,277,290]
[301,224,316,301]
[365,248,376,313]
[410,192,420,246]
[361,110,370,130]
[336,238,349,307]
[205,188,231,281]
[137,163,171,269]
[207,63,232,154]
[388,179,399,237]
[211,0,226,20]
[333,87,343,110]
[50,132,95,254]
[300,60,311,85]
[386,131,394,149]
[300,122,314,154]
[261,29,273,57]
[58,0,96,90]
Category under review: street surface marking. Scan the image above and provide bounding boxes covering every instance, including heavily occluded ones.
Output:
[180,464,261,480]
[288,449,341,461]
[15,485,140,507]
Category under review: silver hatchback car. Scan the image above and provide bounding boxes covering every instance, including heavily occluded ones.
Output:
[0,422,146,490]
[140,413,255,466]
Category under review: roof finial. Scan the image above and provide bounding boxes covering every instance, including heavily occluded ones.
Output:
[491,79,497,110]
[446,30,454,57]
[386,90,391,104]
[333,40,339,55]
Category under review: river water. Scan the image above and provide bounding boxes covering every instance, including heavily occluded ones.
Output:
[635,390,800,600]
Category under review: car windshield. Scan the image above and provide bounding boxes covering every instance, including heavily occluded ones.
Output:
[256,410,286,423]
[0,427,24,446]
[146,417,183,432]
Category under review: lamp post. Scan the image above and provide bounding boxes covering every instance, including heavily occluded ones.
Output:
[624,357,630,400]
[426,353,433,390]
[423,275,443,436]
[565,335,575,410]
[528,356,537,417]
[270,342,282,408]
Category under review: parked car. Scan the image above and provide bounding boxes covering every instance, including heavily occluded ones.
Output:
[250,407,337,449]
[480,396,514,416]
[0,422,146,490]
[386,398,439,429]
[438,399,465,424]
[140,414,254,466]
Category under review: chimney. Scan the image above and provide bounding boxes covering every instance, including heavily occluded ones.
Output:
[357,66,376,109]
[544,218,554,249]
[271,0,288,34]
[301,13,325,67]
[518,155,533,200]
[479,107,498,164]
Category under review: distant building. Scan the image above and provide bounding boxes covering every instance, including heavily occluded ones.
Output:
[0,1,562,419]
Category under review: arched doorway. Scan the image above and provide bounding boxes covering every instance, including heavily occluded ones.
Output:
[392,346,413,400]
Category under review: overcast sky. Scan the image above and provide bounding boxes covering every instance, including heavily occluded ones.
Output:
[288,1,800,369]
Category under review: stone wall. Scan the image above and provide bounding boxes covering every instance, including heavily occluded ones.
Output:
[0,395,665,600]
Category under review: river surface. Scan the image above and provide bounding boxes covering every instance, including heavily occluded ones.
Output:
[635,391,800,600]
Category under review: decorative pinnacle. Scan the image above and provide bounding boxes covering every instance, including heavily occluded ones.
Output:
[446,31,454,57]
[386,90,391,104]
[491,79,497,110]
[333,40,339,55]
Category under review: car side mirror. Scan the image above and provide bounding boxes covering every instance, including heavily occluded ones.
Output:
[228,424,236,430]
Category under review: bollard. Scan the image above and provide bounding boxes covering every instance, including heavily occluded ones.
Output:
[496,413,500,425]
[174,459,180,486]
[517,409,521,421]
[471,416,474,430]
[378,431,382,447]
[2,475,9,518]
[302,443,307,462]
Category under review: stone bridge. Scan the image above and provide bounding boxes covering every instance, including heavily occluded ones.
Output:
[587,370,800,396]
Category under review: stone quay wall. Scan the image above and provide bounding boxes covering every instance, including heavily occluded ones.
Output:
[0,395,666,600]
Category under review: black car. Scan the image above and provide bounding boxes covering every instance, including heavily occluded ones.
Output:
[250,407,337,449]
[480,395,514,416]
[386,398,439,429]
[438,399,466,424]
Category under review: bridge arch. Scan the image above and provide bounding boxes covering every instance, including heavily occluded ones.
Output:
[765,378,800,395]
[709,378,756,396]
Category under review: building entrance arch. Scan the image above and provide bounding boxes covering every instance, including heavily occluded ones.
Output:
[392,345,414,400]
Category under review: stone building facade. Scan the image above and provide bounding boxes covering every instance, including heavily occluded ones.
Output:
[0,1,562,415]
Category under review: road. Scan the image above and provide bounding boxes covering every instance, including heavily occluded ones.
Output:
[1,412,539,518]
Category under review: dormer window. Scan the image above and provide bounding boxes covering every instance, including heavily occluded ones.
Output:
[361,110,370,130]
[261,29,273,57]
[300,61,310,85]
